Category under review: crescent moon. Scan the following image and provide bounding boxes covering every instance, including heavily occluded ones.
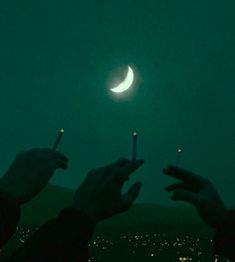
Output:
[110,66,134,93]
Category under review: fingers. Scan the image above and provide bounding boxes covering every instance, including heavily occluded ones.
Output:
[16,149,69,170]
[163,165,205,185]
[165,182,199,192]
[124,159,145,174]
[111,158,144,172]
[122,181,142,208]
[86,159,128,182]
[97,158,144,187]
[48,151,69,170]
[165,182,187,192]
[112,159,144,181]
[56,159,68,170]
[22,148,69,162]
[88,158,130,177]
[171,189,202,206]
[113,158,131,168]
[49,151,68,162]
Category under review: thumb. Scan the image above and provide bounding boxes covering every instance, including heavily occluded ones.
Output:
[171,189,202,207]
[122,182,142,208]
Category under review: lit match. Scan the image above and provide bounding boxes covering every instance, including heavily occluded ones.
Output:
[132,131,138,161]
[175,148,182,166]
[52,128,65,151]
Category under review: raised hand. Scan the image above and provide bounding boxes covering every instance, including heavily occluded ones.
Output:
[0,149,68,204]
[164,165,228,228]
[71,158,144,223]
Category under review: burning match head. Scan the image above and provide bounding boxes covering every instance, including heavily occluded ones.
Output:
[175,148,183,166]
[132,131,138,161]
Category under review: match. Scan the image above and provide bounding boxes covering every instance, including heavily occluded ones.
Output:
[175,148,182,166]
[52,128,65,151]
[132,131,138,161]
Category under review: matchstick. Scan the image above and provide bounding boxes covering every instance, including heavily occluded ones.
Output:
[175,148,182,166]
[52,128,65,151]
[132,131,138,161]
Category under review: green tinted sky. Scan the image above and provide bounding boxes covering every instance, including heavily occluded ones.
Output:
[0,0,235,206]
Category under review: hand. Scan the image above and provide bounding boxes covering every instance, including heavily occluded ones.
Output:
[164,165,228,228]
[0,149,68,204]
[70,158,144,223]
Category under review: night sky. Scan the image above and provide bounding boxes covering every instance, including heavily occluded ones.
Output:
[0,0,235,206]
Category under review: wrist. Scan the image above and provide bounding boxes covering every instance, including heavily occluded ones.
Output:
[69,203,101,224]
[0,178,21,206]
[215,207,230,229]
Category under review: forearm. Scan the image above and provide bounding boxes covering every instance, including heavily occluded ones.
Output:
[214,209,235,261]
[8,208,95,261]
[0,187,21,247]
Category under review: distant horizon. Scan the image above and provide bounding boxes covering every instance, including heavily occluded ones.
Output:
[44,183,192,207]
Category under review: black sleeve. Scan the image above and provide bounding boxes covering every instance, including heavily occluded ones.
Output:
[213,210,235,261]
[0,189,21,247]
[8,208,95,262]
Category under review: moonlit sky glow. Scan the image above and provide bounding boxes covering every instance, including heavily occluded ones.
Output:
[0,0,235,206]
